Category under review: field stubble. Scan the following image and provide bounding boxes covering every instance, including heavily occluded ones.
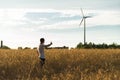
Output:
[0,49,120,80]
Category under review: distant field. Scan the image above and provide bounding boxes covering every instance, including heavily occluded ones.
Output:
[0,49,120,80]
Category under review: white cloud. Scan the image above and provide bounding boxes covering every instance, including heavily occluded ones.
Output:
[0,9,27,26]
[37,20,79,30]
[87,10,120,27]
[0,8,120,31]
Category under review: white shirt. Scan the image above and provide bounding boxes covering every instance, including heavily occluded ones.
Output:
[38,43,52,58]
[38,43,45,58]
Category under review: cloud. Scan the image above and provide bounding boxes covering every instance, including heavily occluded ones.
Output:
[28,9,120,30]
[0,8,120,32]
[87,10,120,27]
[24,11,81,26]
[36,20,80,30]
[0,9,27,27]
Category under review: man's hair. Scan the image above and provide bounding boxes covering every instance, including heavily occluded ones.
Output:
[40,38,45,43]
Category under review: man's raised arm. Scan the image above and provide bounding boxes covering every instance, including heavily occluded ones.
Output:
[44,42,52,47]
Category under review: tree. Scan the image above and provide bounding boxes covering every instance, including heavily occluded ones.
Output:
[76,42,83,48]
[0,45,10,49]
[24,47,31,49]
[109,43,117,49]
[86,42,93,48]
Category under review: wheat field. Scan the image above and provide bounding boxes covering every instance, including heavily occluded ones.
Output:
[0,49,120,80]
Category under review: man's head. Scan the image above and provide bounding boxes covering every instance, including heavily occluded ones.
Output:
[40,38,45,43]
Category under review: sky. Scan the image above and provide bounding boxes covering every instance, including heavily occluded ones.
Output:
[0,0,120,49]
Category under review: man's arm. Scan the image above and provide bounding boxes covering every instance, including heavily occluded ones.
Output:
[37,47,40,57]
[44,42,52,47]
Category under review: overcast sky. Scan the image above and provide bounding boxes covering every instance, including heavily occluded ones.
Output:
[0,0,120,10]
[0,0,120,49]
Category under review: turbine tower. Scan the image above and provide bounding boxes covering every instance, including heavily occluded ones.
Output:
[1,40,3,48]
[79,8,92,45]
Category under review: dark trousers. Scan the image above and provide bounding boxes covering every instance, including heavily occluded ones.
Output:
[40,58,45,67]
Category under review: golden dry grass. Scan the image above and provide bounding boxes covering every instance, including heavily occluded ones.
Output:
[0,49,120,80]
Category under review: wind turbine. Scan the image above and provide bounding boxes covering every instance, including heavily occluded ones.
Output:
[79,8,92,45]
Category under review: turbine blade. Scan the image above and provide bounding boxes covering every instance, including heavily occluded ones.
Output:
[81,8,84,17]
[79,18,84,26]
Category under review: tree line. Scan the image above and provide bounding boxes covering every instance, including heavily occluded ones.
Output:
[76,42,120,49]
[1,42,120,49]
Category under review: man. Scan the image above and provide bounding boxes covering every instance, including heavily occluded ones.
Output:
[37,38,52,67]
